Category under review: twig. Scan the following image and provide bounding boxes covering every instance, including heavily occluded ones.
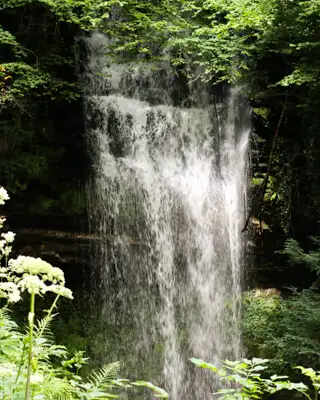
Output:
[12,97,35,119]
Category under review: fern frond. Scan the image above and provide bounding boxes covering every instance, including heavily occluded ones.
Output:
[42,373,75,399]
[33,343,68,363]
[280,238,305,265]
[281,237,320,274]
[0,307,19,335]
[89,362,120,389]
[0,307,24,364]
[22,313,68,363]
[33,313,57,341]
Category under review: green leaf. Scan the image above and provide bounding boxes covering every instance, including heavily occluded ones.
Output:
[132,381,168,398]
[190,358,218,372]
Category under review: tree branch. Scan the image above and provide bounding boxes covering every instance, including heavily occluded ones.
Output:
[242,100,287,233]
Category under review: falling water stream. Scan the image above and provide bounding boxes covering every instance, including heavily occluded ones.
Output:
[84,34,250,400]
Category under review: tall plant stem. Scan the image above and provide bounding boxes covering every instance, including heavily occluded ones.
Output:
[25,291,35,400]
[10,341,26,398]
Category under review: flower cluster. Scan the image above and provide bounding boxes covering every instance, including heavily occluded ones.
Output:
[6,256,73,300]
[9,256,65,285]
[0,231,15,259]
[0,188,14,260]
[0,282,21,303]
[0,187,9,206]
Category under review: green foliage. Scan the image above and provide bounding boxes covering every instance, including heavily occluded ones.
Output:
[0,306,168,399]
[1,63,50,102]
[2,0,111,29]
[99,0,320,86]
[296,366,320,397]
[242,288,320,370]
[280,237,320,276]
[0,0,90,209]
[0,26,18,47]
[242,290,283,360]
[190,357,319,400]
[243,236,320,370]
[0,0,110,104]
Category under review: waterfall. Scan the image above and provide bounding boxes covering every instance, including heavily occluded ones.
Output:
[84,33,250,400]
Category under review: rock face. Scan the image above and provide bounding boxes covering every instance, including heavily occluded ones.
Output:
[4,213,147,288]
[13,228,93,266]
[4,214,92,289]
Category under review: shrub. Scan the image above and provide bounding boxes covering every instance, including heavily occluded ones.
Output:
[242,235,320,370]
[190,357,320,400]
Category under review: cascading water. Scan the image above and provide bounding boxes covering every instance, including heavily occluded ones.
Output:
[84,33,250,400]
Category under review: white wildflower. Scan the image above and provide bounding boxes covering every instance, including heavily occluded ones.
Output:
[8,290,21,303]
[47,284,73,299]
[0,282,21,303]
[0,187,9,205]
[6,256,72,300]
[18,275,48,295]
[9,256,65,284]
[1,231,15,244]
[8,258,24,274]
[0,282,15,290]
[47,267,65,285]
